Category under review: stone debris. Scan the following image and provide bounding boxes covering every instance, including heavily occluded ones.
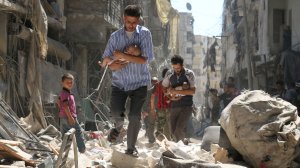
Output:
[220,90,300,168]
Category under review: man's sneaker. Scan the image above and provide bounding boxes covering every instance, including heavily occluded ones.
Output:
[125,148,139,158]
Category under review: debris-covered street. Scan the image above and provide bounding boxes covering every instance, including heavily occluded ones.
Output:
[0,0,300,167]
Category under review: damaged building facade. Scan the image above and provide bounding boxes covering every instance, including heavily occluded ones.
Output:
[0,0,180,131]
[0,0,126,133]
[177,12,194,69]
[192,36,222,106]
[0,0,182,155]
[221,0,300,90]
[0,0,211,167]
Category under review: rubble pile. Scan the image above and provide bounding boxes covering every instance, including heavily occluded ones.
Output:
[0,98,250,168]
[0,100,54,167]
[220,90,300,168]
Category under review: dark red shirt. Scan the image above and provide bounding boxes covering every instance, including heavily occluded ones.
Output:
[59,88,77,118]
[153,81,170,109]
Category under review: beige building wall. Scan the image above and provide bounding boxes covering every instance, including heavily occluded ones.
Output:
[193,35,222,105]
[178,12,194,69]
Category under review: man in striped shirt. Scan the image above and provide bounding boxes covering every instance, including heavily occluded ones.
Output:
[102,5,154,157]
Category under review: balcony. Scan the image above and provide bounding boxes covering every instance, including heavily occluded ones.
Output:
[67,0,122,27]
[65,0,122,42]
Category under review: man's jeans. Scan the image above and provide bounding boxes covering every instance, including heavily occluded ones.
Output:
[156,109,171,140]
[60,118,86,153]
[144,111,156,143]
[169,106,193,142]
[110,86,147,150]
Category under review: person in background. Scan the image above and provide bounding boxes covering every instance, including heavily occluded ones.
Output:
[227,76,235,85]
[142,77,158,144]
[285,82,298,106]
[219,83,239,109]
[209,88,220,125]
[151,68,172,140]
[57,73,86,153]
[162,55,196,142]
[294,81,300,116]
[275,80,286,99]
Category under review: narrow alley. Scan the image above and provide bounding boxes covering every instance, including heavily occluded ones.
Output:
[0,0,299,167]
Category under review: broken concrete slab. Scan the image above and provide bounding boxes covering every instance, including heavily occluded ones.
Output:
[220,90,300,168]
[212,146,232,164]
[111,149,148,168]
[201,126,232,152]
[158,156,247,168]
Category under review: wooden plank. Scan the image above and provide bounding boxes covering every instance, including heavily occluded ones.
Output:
[73,137,78,168]
[0,139,23,146]
[0,0,27,14]
[48,143,59,156]
[0,143,35,166]
[0,166,22,168]
[55,128,76,168]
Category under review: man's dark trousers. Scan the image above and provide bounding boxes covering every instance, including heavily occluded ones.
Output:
[110,86,147,150]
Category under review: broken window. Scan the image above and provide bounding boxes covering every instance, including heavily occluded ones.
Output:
[273,9,285,43]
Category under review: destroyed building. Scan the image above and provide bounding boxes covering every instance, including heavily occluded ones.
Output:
[0,0,183,164]
[221,0,300,90]
[192,36,222,106]
[177,12,194,69]
[0,0,180,129]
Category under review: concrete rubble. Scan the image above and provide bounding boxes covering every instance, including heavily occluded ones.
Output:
[2,91,300,168]
[220,90,300,168]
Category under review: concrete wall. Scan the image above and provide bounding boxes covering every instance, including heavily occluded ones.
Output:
[268,0,286,54]
[0,14,7,56]
[224,36,237,74]
[286,0,300,51]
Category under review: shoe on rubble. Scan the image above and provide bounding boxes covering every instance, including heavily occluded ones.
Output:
[125,148,139,158]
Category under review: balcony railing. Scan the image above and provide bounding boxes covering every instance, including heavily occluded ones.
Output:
[66,0,122,28]
[104,0,122,28]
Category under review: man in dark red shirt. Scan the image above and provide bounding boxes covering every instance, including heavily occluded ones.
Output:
[151,68,171,140]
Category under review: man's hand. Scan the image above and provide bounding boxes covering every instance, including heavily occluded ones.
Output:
[68,117,75,126]
[98,57,113,68]
[109,60,128,71]
[114,51,125,60]
[167,88,176,95]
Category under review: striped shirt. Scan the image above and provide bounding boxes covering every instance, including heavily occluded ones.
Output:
[103,25,154,91]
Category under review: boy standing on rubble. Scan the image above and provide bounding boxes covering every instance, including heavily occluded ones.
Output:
[58,73,86,153]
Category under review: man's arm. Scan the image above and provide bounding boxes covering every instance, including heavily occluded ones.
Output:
[101,34,129,69]
[113,51,146,64]
[113,29,154,64]
[168,87,196,95]
[170,70,196,95]
[98,57,128,71]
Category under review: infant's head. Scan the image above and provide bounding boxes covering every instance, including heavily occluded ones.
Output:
[125,44,141,56]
